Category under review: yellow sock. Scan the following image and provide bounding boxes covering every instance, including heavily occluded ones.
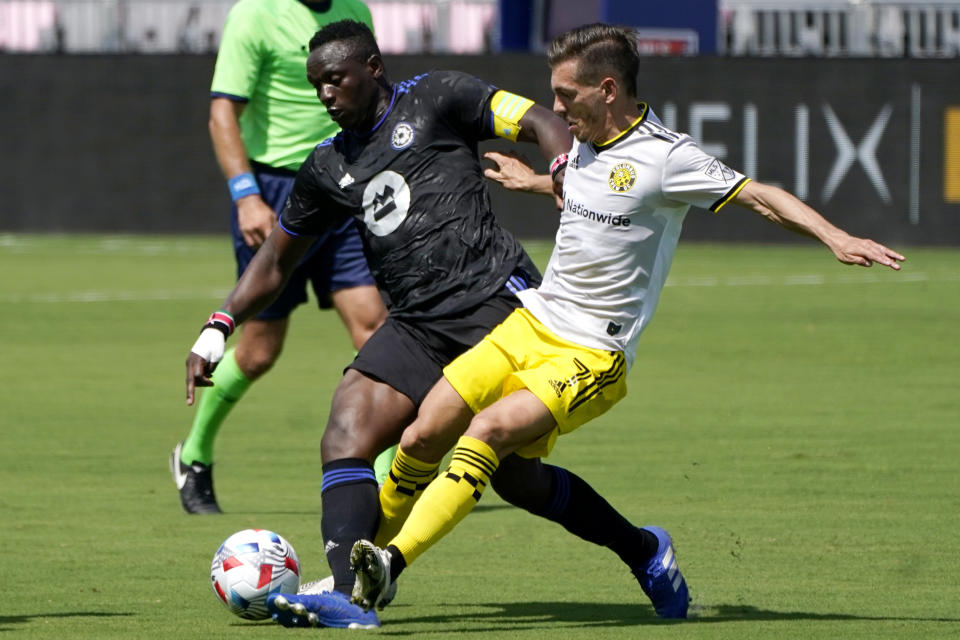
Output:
[374,446,440,546]
[390,436,499,566]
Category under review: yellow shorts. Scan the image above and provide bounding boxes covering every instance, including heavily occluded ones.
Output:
[443,308,627,458]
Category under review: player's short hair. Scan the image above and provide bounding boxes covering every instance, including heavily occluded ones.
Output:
[547,23,639,98]
[309,19,381,62]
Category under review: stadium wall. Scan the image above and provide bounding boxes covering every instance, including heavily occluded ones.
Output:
[2,54,958,245]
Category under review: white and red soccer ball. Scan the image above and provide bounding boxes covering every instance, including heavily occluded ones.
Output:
[210,529,300,619]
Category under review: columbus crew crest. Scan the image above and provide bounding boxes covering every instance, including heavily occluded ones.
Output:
[390,122,415,150]
[608,163,636,192]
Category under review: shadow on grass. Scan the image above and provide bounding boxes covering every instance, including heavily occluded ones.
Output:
[214,503,512,519]
[0,612,130,631]
[377,601,960,634]
[224,509,317,516]
[700,604,960,623]
[215,503,512,518]
[472,503,514,514]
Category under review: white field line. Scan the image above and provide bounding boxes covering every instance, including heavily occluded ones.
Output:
[0,289,232,304]
[0,272,952,304]
[0,236,219,256]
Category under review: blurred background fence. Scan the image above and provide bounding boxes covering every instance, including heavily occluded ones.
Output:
[4,0,960,55]
[0,0,499,53]
[720,0,960,57]
[2,0,959,243]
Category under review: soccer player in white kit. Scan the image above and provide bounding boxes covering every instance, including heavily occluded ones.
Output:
[349,23,906,619]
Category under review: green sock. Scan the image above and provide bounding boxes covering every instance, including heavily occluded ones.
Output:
[180,348,252,466]
[373,444,399,485]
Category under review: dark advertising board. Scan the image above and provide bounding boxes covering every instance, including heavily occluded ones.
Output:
[634,57,958,246]
[1,55,957,244]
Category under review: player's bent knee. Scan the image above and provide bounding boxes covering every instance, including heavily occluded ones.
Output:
[241,353,280,379]
[235,332,285,379]
[234,347,281,380]
[398,424,446,463]
[464,415,514,455]
[321,370,416,461]
[320,414,371,459]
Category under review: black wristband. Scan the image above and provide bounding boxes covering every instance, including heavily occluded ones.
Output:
[202,310,236,337]
[202,320,232,338]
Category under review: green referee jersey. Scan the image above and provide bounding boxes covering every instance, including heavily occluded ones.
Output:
[210,0,374,171]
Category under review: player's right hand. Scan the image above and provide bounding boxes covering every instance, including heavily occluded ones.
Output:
[237,195,277,249]
[186,328,225,405]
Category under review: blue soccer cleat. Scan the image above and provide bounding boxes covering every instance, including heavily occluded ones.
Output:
[633,526,690,619]
[267,591,380,629]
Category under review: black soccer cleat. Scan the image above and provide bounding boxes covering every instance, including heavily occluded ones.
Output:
[169,442,222,514]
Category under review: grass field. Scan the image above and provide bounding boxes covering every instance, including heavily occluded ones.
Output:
[1,234,958,639]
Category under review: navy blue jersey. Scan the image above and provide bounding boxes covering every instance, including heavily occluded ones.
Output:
[279,70,541,320]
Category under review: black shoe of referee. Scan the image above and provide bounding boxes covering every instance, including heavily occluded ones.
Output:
[169,442,222,514]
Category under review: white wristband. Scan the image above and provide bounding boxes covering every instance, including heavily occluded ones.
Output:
[190,327,226,365]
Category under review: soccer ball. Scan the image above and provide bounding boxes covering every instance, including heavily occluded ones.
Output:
[210,529,301,620]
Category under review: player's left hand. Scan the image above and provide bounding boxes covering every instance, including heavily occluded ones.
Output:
[483,151,563,209]
[832,236,905,270]
[483,151,539,190]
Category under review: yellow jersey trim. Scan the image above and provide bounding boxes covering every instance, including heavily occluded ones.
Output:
[490,90,535,141]
[594,103,649,151]
[710,177,752,213]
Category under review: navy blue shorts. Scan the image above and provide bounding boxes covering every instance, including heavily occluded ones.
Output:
[231,164,375,321]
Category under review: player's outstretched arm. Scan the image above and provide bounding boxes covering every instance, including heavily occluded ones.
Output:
[733,181,905,270]
[185,226,314,404]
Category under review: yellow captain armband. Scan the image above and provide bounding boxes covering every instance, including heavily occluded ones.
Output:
[490,90,535,141]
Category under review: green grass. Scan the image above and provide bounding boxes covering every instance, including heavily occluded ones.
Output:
[1,233,958,639]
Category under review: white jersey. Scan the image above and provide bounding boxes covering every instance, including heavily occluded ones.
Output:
[518,105,750,369]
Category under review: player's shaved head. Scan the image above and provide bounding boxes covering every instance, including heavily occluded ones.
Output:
[309,19,381,62]
[547,23,639,98]
[306,19,391,132]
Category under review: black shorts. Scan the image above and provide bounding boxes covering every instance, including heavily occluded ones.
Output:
[348,287,523,406]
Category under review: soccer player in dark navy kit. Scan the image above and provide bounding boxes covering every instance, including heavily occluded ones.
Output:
[172,0,389,516]
[186,20,672,628]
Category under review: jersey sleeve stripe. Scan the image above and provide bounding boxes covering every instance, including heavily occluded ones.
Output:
[278,217,307,237]
[650,132,676,143]
[709,177,751,213]
[210,91,249,102]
